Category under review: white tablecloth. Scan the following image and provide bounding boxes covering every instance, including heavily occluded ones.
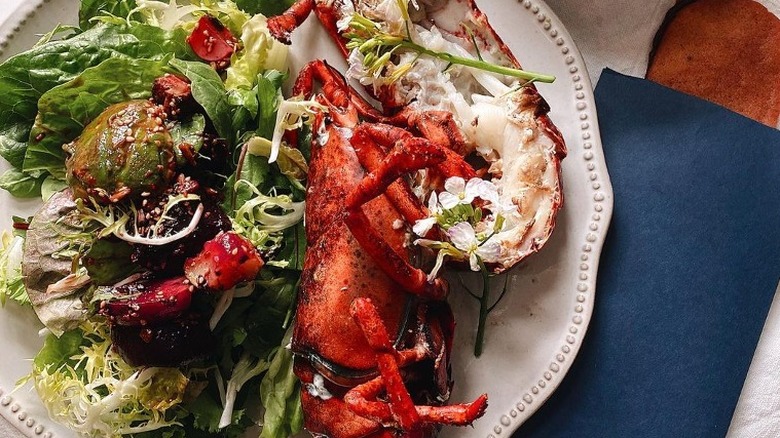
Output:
[0,0,778,437]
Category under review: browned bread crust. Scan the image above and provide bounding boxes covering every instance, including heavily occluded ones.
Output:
[647,0,780,127]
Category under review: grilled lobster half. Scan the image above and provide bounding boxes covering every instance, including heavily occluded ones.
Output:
[270,0,567,273]
[291,59,487,438]
[271,1,567,437]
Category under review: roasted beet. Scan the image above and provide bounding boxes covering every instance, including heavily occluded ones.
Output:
[99,277,193,326]
[152,74,196,119]
[187,15,237,68]
[185,231,264,291]
[130,174,231,274]
[111,312,216,367]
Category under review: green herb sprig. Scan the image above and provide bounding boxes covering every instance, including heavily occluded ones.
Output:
[344,13,556,84]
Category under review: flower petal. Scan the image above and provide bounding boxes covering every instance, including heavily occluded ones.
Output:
[468,253,480,271]
[444,176,465,195]
[464,177,483,197]
[439,192,460,209]
[427,250,448,282]
[448,222,477,251]
[414,238,441,249]
[476,239,502,263]
[473,179,499,206]
[427,191,440,212]
[346,50,367,80]
[412,217,437,237]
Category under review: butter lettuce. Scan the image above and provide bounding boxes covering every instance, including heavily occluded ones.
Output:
[259,334,303,438]
[0,229,28,306]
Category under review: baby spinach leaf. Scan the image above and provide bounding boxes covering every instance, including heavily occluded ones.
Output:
[170,59,234,144]
[0,22,190,134]
[0,124,29,168]
[0,168,44,198]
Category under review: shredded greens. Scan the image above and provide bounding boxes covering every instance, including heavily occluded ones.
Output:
[31,323,185,437]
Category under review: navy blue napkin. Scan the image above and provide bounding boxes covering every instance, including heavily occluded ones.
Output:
[515,69,780,437]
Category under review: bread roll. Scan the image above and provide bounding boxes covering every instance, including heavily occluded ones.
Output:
[647,0,780,127]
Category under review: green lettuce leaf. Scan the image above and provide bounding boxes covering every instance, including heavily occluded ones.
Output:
[0,21,191,136]
[33,327,85,370]
[23,57,173,178]
[234,0,296,16]
[259,332,303,438]
[83,239,136,286]
[255,71,286,139]
[0,124,30,168]
[0,231,29,306]
[225,16,288,92]
[0,169,44,198]
[40,176,67,202]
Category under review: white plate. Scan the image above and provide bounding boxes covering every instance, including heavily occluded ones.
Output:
[0,1,613,437]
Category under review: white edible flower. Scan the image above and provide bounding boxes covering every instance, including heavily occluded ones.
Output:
[438,176,500,209]
[470,178,501,209]
[346,49,369,81]
[337,3,356,31]
[412,191,441,236]
[447,222,501,271]
[438,177,472,209]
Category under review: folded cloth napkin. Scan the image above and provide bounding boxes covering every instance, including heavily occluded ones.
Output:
[515,69,780,437]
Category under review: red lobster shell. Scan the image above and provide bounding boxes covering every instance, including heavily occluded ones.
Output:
[268,0,567,436]
[290,60,487,437]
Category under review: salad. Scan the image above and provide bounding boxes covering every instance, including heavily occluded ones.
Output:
[0,1,313,437]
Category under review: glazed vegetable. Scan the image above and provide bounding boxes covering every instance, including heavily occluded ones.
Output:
[64,100,177,203]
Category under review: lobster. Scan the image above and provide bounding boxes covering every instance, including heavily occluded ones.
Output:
[271,1,568,436]
[291,59,487,438]
[270,0,567,273]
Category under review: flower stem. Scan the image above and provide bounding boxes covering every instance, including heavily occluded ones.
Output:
[474,259,491,357]
[399,41,556,83]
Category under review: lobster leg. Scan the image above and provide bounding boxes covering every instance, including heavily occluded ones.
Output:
[267,0,314,44]
[345,137,449,299]
[293,60,383,124]
[387,108,470,156]
[352,123,477,183]
[350,298,423,435]
[350,125,428,225]
[348,298,489,432]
